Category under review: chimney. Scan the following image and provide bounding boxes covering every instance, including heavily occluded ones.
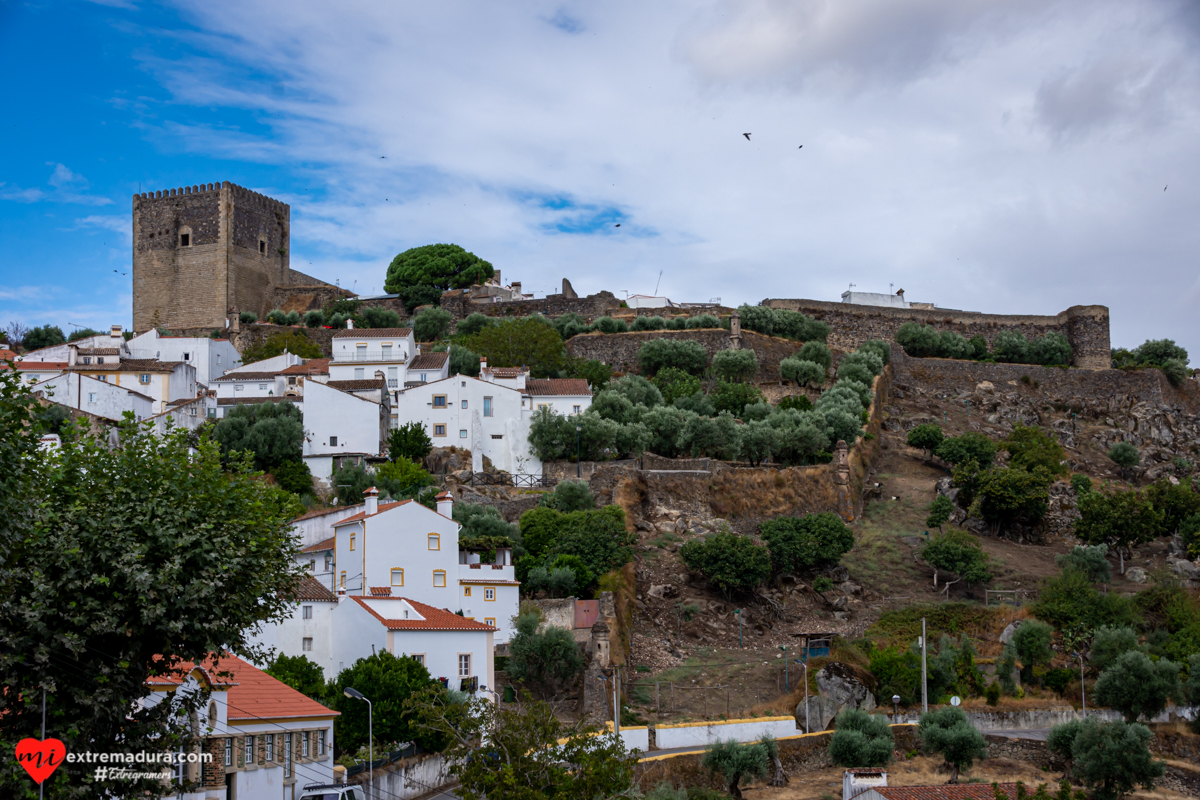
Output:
[511,281,522,296]
[480,356,487,371]
[364,486,379,516]
[843,769,887,800]
[346,319,354,330]
[110,325,123,342]
[68,345,77,367]
[436,490,453,518]
[493,269,501,286]
[375,370,385,384]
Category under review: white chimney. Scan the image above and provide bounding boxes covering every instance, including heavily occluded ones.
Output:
[436,490,453,518]
[364,486,379,516]
[67,345,77,367]
[346,319,354,330]
[843,769,886,800]
[110,325,123,341]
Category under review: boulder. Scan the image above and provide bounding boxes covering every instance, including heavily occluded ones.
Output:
[796,694,842,732]
[1125,567,1148,585]
[1167,557,1199,580]
[816,662,877,711]
[647,584,679,600]
[999,620,1023,644]
[976,381,995,394]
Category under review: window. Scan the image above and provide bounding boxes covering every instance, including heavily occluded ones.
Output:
[182,352,190,361]
[264,734,274,762]
[433,570,447,587]
[140,374,150,384]
[324,553,332,571]
[87,392,97,403]
[217,354,222,365]
[180,232,190,247]
[340,571,346,589]
[491,434,504,440]
[485,617,496,627]
[411,654,426,667]
[284,735,292,777]
[573,405,582,414]
[461,381,466,387]
[235,384,244,392]
[308,559,315,573]
[349,534,355,551]
[458,654,471,677]
[463,587,471,597]
[97,357,104,364]
[354,367,365,380]
[428,534,440,550]
[485,587,496,601]
[381,344,392,359]
[537,403,548,410]
[432,394,447,408]
[420,373,427,382]
[433,424,446,437]
[259,240,266,254]
[459,430,468,438]
[244,736,254,765]
[97,375,106,382]
[391,568,404,586]
[224,738,233,767]
[258,383,268,390]
[82,357,92,365]
[302,637,313,652]
[329,436,338,447]
[461,399,467,409]
[302,605,313,619]
[483,397,493,417]
[319,730,326,756]
[287,376,296,385]
[302,732,310,758]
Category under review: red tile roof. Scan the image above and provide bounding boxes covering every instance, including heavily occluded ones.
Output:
[280,359,330,375]
[213,371,281,382]
[292,575,337,602]
[219,654,338,721]
[326,379,386,392]
[369,586,393,596]
[873,784,1019,800]
[301,536,337,552]
[350,596,497,631]
[0,348,16,361]
[525,378,593,397]
[12,361,69,370]
[331,500,411,526]
[409,352,449,370]
[482,367,525,377]
[332,328,413,338]
[294,504,361,522]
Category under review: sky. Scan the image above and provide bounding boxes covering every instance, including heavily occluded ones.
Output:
[1,0,1198,356]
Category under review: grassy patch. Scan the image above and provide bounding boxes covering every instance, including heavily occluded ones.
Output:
[867,603,1002,647]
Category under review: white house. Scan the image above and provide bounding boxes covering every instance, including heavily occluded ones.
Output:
[625,294,674,309]
[31,372,155,422]
[302,379,390,485]
[327,326,450,430]
[148,394,218,434]
[144,654,337,800]
[125,328,242,387]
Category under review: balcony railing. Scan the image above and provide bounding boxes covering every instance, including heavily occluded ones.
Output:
[332,351,408,363]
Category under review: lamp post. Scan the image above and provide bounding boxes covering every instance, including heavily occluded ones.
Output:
[920,618,928,714]
[1072,652,1086,716]
[735,609,742,649]
[892,694,901,723]
[780,645,788,692]
[576,424,582,478]
[801,660,809,734]
[344,687,373,800]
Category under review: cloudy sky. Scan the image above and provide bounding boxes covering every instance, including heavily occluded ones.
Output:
[1,0,1197,356]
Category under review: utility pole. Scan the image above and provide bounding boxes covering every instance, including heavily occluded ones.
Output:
[612,665,620,736]
[921,618,928,715]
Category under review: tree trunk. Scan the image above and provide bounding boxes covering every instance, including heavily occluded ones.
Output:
[1119,548,1125,575]
[729,777,743,799]
[948,763,959,784]
[769,752,788,787]
[933,568,939,590]
[942,577,961,596]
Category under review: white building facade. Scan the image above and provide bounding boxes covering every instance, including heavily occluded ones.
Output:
[301,379,389,485]
[125,328,242,386]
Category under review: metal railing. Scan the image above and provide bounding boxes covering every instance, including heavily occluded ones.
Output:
[468,472,557,488]
[332,352,408,363]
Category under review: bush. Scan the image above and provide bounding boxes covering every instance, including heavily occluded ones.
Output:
[796,340,833,369]
[760,513,853,576]
[1031,331,1073,365]
[1055,545,1112,583]
[869,646,921,706]
[1161,358,1188,386]
[686,314,721,329]
[272,458,313,496]
[1010,620,1053,685]
[449,344,482,377]
[780,356,826,388]
[505,613,585,691]
[709,381,763,417]
[413,307,452,342]
[1108,442,1140,470]
[1033,568,1135,632]
[1071,474,1093,495]
[302,309,324,328]
[456,312,494,338]
[387,421,433,462]
[1072,718,1165,800]
[629,315,667,332]
[840,350,884,378]
[240,330,323,363]
[992,329,1030,363]
[239,311,258,324]
[828,708,894,767]
[926,495,953,530]
[545,480,594,512]
[1133,338,1188,367]
[936,433,998,468]
[836,362,875,387]
[376,456,434,493]
[907,424,945,458]
[985,683,1001,706]
[680,531,772,599]
[265,309,288,325]
[1089,626,1141,672]
[638,339,708,375]
[702,739,769,800]
[922,530,992,591]
[609,374,663,409]
[712,348,759,382]
[1004,424,1068,476]
[1094,651,1182,723]
[357,306,403,329]
[653,367,701,405]
[777,395,813,413]
[918,707,987,783]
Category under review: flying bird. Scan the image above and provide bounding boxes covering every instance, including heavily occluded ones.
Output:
[1164,185,1168,191]
[798,145,803,149]
[615,224,621,227]
[743,133,751,140]
[381,156,386,159]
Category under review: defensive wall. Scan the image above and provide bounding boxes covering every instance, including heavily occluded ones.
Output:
[440,287,622,321]
[762,298,1111,370]
[564,329,808,381]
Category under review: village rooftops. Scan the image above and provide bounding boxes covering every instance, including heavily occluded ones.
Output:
[524,378,592,396]
[349,596,497,632]
[408,352,449,370]
[212,371,284,382]
[325,379,387,392]
[292,574,337,603]
[332,328,412,338]
[280,359,330,375]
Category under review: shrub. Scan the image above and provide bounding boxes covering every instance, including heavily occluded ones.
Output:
[702,739,769,800]
[680,532,772,600]
[686,314,721,329]
[796,340,833,369]
[1004,424,1068,476]
[828,708,894,767]
[992,330,1031,363]
[546,480,594,512]
[967,336,988,360]
[610,374,663,408]
[1033,568,1135,631]
[712,348,759,382]
[413,307,452,342]
[858,339,891,367]
[918,707,986,783]
[506,612,585,691]
[1107,442,1140,470]
[456,312,494,338]
[926,495,953,531]
[776,395,813,412]
[1089,626,1141,672]
[239,311,258,324]
[922,530,992,592]
[1161,358,1188,386]
[265,309,288,325]
[869,646,921,707]
[936,433,998,468]
[760,513,853,576]
[1072,718,1165,800]
[638,339,708,375]
[1055,545,1112,583]
[652,367,700,405]
[1010,620,1053,685]
[1094,651,1182,723]
[387,421,433,462]
[836,361,875,387]
[272,458,313,496]
[357,306,402,329]
[376,456,434,493]
[840,350,884,378]
[1133,338,1188,367]
[1071,474,1093,495]
[1031,330,1073,365]
[591,316,628,334]
[302,309,324,328]
[907,424,945,458]
[780,356,826,388]
[710,381,764,417]
[630,315,667,332]
[985,683,1001,706]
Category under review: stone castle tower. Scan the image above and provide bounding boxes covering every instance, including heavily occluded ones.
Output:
[132,181,330,331]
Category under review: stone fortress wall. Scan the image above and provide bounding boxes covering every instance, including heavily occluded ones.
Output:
[762,298,1111,370]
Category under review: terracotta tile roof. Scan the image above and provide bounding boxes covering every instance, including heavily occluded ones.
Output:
[12,361,69,370]
[350,596,497,631]
[369,586,393,596]
[332,500,410,526]
[0,348,16,360]
[482,367,525,377]
[218,654,338,721]
[301,536,337,552]
[280,359,330,375]
[332,328,413,338]
[409,352,449,370]
[326,379,386,392]
[459,579,520,585]
[213,372,281,382]
[73,347,121,356]
[291,575,337,603]
[525,378,593,397]
[113,359,182,373]
[294,503,360,522]
[217,396,295,406]
[873,784,1019,800]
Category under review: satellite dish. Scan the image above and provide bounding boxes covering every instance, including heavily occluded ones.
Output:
[950,696,961,707]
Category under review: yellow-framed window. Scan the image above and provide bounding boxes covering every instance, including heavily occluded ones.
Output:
[390,568,404,587]
[339,571,346,589]
[433,570,447,587]
[463,587,471,597]
[349,533,356,551]
[484,617,496,627]
[485,587,495,601]
[428,533,440,550]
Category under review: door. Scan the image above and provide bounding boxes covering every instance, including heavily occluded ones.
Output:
[574,599,600,629]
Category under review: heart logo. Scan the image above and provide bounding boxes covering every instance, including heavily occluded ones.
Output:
[15,738,65,784]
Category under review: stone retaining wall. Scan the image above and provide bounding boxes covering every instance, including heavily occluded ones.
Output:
[440,288,621,321]
[565,329,806,380]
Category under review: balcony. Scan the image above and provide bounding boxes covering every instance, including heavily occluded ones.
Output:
[333,351,408,363]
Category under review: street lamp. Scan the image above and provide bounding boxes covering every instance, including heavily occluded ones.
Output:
[344,687,373,800]
[479,684,500,703]
[801,660,809,734]
[734,609,742,649]
[892,694,901,723]
[1071,652,1086,716]
[576,424,582,478]
[780,645,788,692]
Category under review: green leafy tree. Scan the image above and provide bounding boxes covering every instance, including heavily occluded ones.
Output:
[384,243,494,295]
[548,554,594,594]
[710,380,764,417]
[1010,620,1053,685]
[1004,425,1068,476]
[796,340,833,369]
[869,646,922,706]
[454,502,519,546]
[1047,720,1084,782]
[702,739,769,800]
[22,323,66,351]
[1031,331,1073,366]
[673,390,715,417]
[679,411,742,460]
[240,329,324,363]
[1089,626,1142,672]
[922,530,992,593]
[272,458,314,496]
[376,456,434,491]
[1075,488,1164,574]
[926,495,954,531]
[1185,513,1200,560]
[545,480,595,512]
[388,421,433,463]
[992,330,1031,363]
[1145,478,1200,536]
[1033,568,1136,631]
[591,390,638,424]
[333,651,441,753]
[680,531,772,600]
[527,406,574,461]
[506,613,586,693]
[1094,651,1182,722]
[413,306,453,342]
[1107,442,1140,474]
[552,506,635,578]
[780,356,826,388]
[760,513,854,576]
[828,708,894,767]
[837,360,876,387]
[67,327,102,342]
[1071,474,1093,495]
[239,311,259,324]
[303,309,325,327]
[569,358,612,393]
[609,374,663,408]
[0,373,304,799]
[637,338,708,375]
[740,419,780,466]
[1054,544,1112,583]
[908,424,945,459]
[456,312,495,338]
[449,343,482,376]
[519,506,566,559]
[966,335,988,359]
[212,401,303,471]
[712,348,759,382]
[918,706,987,783]
[976,466,1052,533]
[464,318,568,377]
[936,433,998,468]
[356,305,403,329]
[265,653,327,700]
[1133,338,1188,367]
[652,367,701,405]
[406,688,637,800]
[1071,718,1164,800]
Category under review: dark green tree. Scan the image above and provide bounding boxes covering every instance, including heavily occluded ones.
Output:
[1010,620,1053,685]
[1107,442,1140,474]
[1094,651,1182,723]
[712,348,759,382]
[1054,544,1112,583]
[1089,626,1142,672]
[922,530,992,593]
[918,707,987,783]
[384,243,494,295]
[1145,478,1200,536]
[67,327,102,342]
[212,401,304,471]
[828,708,894,768]
[780,356,826,388]
[544,480,595,512]
[637,338,708,375]
[240,330,323,363]
[449,343,482,376]
[464,318,568,377]
[759,513,854,576]
[975,466,1052,534]
[936,433,998,468]
[272,458,314,496]
[796,340,833,369]
[1004,425,1068,476]
[710,380,764,417]
[609,374,663,408]
[265,653,327,700]
[651,367,700,405]
[1033,568,1135,631]
[569,358,612,393]
[680,531,772,600]
[1075,488,1164,574]
[702,739,769,800]
[333,651,441,753]
[926,495,954,531]
[908,424,945,459]
[413,306,453,342]
[456,312,494,338]
[1071,718,1164,800]
[21,324,66,351]
[356,305,403,329]
[388,421,434,463]
[505,613,585,693]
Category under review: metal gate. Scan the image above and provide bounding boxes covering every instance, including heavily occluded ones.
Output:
[574,599,599,629]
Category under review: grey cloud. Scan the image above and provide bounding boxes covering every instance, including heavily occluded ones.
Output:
[1034,55,1184,139]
